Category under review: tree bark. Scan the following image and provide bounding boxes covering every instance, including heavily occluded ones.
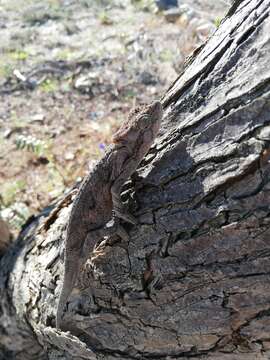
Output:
[1,0,270,359]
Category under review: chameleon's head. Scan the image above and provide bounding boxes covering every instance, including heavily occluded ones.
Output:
[141,100,163,131]
[112,101,163,145]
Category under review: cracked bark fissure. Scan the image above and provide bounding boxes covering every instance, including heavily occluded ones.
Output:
[1,0,270,359]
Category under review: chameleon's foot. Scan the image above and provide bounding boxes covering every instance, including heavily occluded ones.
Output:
[115,224,129,241]
[148,274,162,293]
[106,218,129,241]
[114,207,138,225]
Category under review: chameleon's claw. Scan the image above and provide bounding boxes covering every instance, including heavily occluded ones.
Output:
[105,218,129,241]
[116,224,129,241]
[149,274,162,291]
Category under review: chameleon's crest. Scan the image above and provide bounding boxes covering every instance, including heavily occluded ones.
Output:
[112,101,163,143]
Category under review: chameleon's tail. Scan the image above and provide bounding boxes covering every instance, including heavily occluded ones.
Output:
[56,251,80,329]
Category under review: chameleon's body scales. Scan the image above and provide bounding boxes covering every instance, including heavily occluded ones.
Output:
[56,101,163,330]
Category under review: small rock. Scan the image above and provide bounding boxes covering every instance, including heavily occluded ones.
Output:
[164,8,182,22]
[186,8,196,20]
[31,113,45,122]
[3,129,12,138]
[25,79,38,90]
[138,70,157,85]
[65,152,75,161]
[179,13,198,27]
[178,3,192,14]
[74,72,99,92]
[177,4,196,21]
[196,23,216,38]
[13,69,26,82]
[88,111,104,120]
[155,0,178,11]
[257,125,270,140]
[149,86,158,95]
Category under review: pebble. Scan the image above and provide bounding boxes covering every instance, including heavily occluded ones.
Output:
[164,8,182,22]
[196,23,216,37]
[65,152,75,161]
[31,113,45,122]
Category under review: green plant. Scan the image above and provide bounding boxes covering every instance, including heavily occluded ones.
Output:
[56,48,73,60]
[98,11,113,25]
[15,134,47,156]
[1,180,26,206]
[8,50,28,61]
[214,17,222,28]
[0,202,30,230]
[159,49,174,62]
[40,79,58,93]
[126,89,138,99]
[0,64,13,78]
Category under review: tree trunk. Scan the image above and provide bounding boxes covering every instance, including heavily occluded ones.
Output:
[1,0,270,359]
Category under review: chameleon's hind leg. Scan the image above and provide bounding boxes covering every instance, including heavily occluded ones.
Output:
[82,220,129,262]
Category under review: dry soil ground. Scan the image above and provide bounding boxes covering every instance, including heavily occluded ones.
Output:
[0,0,229,235]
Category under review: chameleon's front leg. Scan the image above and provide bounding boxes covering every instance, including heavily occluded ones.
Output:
[109,146,137,225]
[111,176,138,225]
[111,128,154,225]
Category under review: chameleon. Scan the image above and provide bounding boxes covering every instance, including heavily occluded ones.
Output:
[0,217,11,256]
[56,100,163,330]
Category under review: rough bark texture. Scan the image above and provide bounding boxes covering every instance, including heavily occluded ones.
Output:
[1,0,270,359]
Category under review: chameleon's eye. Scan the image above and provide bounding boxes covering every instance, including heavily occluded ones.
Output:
[138,115,150,127]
